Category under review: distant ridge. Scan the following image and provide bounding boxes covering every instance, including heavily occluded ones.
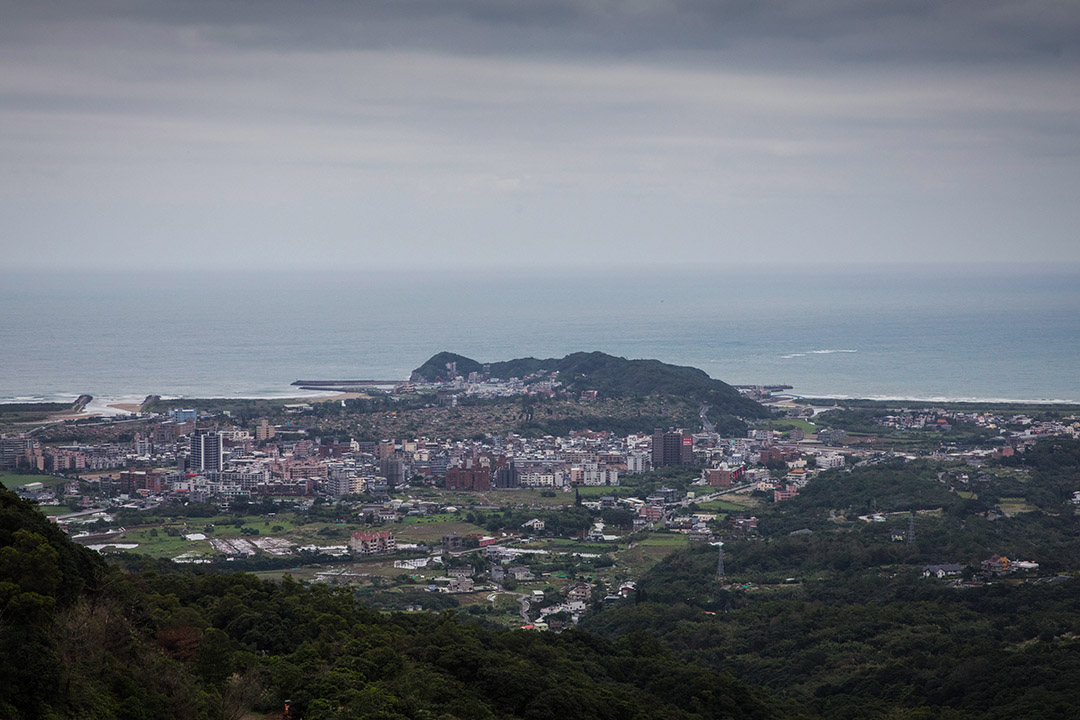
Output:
[413,351,768,419]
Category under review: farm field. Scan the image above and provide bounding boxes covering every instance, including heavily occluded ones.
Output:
[0,472,66,489]
[613,532,689,574]
[694,498,747,512]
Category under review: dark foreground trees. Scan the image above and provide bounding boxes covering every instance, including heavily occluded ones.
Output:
[1,486,799,720]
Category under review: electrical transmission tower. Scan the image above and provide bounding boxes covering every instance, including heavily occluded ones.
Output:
[714,541,725,579]
[907,512,916,545]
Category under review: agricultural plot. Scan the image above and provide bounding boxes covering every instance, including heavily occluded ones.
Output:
[394,520,489,544]
[209,538,258,555]
[574,486,638,499]
[713,493,760,508]
[250,537,294,555]
[477,489,575,507]
[695,499,748,512]
[0,472,66,489]
[615,533,689,573]
[998,497,1037,514]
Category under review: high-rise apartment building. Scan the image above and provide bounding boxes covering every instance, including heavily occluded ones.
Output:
[255,419,275,442]
[379,456,406,489]
[493,460,520,489]
[0,434,34,470]
[189,430,223,472]
[445,465,491,491]
[652,428,693,467]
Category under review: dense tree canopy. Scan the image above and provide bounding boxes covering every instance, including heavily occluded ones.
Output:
[0,486,797,720]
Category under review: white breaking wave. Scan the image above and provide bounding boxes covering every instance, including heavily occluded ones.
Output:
[831,394,1079,405]
[780,349,858,359]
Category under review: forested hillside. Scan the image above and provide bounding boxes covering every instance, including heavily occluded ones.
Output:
[413,351,766,420]
[585,440,1080,719]
[7,435,1080,720]
[0,486,800,720]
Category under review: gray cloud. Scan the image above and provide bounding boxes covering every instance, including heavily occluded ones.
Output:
[7,1,1080,62]
[1,1,1079,271]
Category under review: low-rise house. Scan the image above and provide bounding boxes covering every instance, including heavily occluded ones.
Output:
[981,556,1040,576]
[773,484,799,502]
[484,545,513,562]
[508,566,533,581]
[567,584,591,603]
[448,577,475,593]
[688,527,713,542]
[640,505,663,523]
[733,516,759,531]
[922,564,964,579]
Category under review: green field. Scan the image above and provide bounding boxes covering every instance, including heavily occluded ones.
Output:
[0,472,66,489]
[615,533,689,572]
[117,528,208,559]
[401,513,461,525]
[394,520,489,544]
[88,509,354,559]
[408,488,574,509]
[574,485,641,499]
[695,499,747,512]
[75,504,489,560]
[638,533,690,547]
[998,497,1037,514]
[540,537,619,553]
[759,418,820,434]
[481,488,575,506]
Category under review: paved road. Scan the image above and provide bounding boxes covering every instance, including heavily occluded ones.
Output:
[518,596,530,623]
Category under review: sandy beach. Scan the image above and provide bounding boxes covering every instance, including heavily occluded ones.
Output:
[107,403,144,413]
[26,391,368,425]
[304,392,365,403]
[88,392,369,417]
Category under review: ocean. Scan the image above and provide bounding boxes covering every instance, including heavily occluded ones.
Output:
[1,266,1078,406]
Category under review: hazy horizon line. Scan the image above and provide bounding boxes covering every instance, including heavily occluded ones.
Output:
[3,259,1078,281]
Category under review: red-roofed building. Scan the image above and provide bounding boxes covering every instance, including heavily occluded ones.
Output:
[349,530,396,555]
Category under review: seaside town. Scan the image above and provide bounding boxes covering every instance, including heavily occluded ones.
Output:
[3,357,1078,628]
[4,355,1080,720]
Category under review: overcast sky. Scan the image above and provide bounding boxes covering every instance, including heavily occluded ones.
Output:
[2,0,1079,271]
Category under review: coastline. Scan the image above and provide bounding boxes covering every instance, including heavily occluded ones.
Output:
[21,391,368,424]
[99,391,365,412]
[6,387,1079,417]
[10,389,1076,429]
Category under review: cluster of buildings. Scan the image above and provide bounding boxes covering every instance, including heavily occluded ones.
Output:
[921,557,1043,585]
[6,396,1077,520]
[0,434,131,473]
[123,419,851,506]
[878,408,1080,441]
[406,361,564,401]
[0,406,859,512]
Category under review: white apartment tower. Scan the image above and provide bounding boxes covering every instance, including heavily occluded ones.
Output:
[189,431,223,472]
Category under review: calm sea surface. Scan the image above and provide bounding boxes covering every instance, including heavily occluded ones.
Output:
[1,268,1078,404]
